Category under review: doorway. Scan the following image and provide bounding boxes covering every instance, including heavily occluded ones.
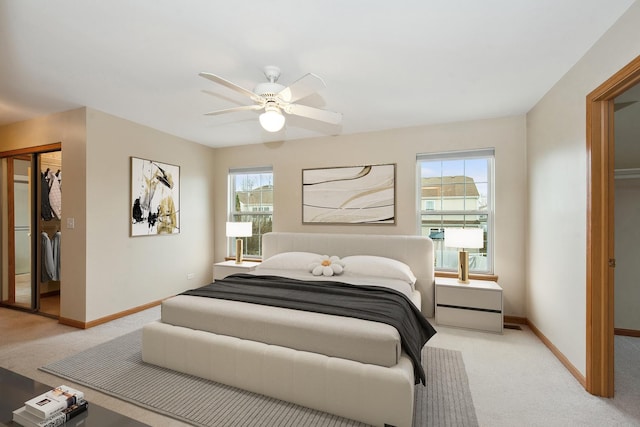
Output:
[586,54,640,397]
[0,144,62,318]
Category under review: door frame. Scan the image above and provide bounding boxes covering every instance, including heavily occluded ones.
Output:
[586,54,640,397]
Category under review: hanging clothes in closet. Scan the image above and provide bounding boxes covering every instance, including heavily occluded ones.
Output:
[41,232,55,281]
[52,230,61,280]
[41,168,62,220]
[48,169,61,219]
[40,170,53,221]
[41,231,61,281]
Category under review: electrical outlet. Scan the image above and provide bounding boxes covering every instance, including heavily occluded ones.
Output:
[187,273,195,280]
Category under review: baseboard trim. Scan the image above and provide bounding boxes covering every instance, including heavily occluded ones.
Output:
[59,299,163,329]
[58,316,85,328]
[614,328,640,337]
[527,319,586,388]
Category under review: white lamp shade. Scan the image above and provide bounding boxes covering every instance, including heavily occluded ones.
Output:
[226,221,252,237]
[259,109,285,132]
[444,228,483,249]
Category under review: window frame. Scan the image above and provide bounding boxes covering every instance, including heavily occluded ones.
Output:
[416,149,495,274]
[228,166,273,259]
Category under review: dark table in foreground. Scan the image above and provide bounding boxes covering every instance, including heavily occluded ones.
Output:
[0,367,150,426]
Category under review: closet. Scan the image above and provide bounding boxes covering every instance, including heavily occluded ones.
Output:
[0,148,62,317]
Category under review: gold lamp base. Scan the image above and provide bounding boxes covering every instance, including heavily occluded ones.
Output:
[458,250,470,283]
[235,238,243,264]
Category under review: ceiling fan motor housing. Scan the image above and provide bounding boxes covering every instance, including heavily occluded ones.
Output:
[253,82,285,98]
[254,65,285,100]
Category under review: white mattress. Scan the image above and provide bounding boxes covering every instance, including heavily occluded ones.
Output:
[161,275,421,367]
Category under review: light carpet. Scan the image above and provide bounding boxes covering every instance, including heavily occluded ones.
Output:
[40,330,477,427]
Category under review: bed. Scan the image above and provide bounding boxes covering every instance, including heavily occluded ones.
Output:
[142,232,435,427]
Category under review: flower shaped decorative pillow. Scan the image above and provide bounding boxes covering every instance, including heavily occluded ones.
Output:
[309,255,345,276]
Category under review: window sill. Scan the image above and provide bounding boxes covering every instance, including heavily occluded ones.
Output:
[224,256,262,262]
[435,271,498,282]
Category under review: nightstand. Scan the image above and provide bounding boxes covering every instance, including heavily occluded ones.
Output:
[213,260,260,281]
[435,277,503,333]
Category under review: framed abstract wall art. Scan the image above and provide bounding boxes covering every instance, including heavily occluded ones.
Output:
[130,157,180,236]
[302,163,396,224]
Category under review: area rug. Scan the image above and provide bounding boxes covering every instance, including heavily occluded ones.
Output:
[41,330,478,427]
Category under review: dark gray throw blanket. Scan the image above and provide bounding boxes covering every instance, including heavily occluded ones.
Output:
[181,274,437,385]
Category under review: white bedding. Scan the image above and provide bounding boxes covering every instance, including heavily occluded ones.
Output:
[161,251,425,368]
[160,270,421,367]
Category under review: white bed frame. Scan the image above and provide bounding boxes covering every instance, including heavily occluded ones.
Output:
[142,232,434,427]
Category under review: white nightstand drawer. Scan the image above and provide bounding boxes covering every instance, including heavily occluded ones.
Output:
[437,286,502,311]
[436,306,503,333]
[435,277,503,334]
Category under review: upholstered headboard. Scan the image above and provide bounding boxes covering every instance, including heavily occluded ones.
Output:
[262,232,435,317]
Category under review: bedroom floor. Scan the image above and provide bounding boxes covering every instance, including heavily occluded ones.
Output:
[428,325,640,426]
[0,307,638,427]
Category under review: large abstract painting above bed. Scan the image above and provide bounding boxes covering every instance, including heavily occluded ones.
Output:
[142,232,436,427]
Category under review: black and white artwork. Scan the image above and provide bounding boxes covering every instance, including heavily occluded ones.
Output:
[302,164,396,224]
[130,157,180,236]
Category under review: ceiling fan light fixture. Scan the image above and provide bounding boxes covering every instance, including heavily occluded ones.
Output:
[259,105,285,132]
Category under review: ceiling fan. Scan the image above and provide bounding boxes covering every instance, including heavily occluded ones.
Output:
[199,66,342,132]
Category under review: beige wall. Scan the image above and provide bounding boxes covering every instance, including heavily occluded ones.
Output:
[526,2,640,377]
[214,115,527,316]
[84,109,216,321]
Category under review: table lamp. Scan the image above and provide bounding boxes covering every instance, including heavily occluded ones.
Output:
[226,222,252,264]
[444,228,483,283]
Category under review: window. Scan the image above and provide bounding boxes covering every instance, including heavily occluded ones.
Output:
[417,149,494,273]
[229,167,273,258]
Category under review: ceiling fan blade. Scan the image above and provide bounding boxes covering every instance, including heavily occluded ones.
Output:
[199,72,259,102]
[204,105,263,116]
[278,73,326,103]
[285,103,342,125]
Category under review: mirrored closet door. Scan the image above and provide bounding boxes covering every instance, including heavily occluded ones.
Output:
[1,148,62,318]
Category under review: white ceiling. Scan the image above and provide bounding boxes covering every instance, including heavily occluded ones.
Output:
[0,0,635,148]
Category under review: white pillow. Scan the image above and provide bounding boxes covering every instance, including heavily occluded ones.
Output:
[341,255,417,285]
[256,252,322,271]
